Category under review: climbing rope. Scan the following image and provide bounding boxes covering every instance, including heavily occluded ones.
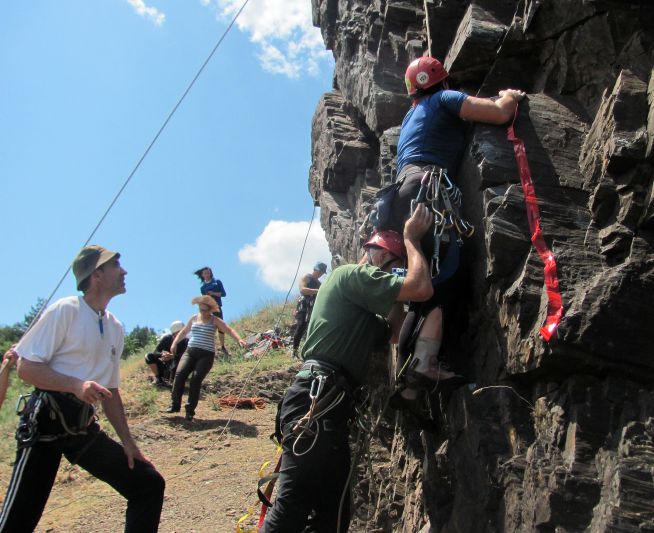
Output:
[217,395,267,410]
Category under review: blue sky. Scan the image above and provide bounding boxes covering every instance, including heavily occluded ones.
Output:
[0,0,333,332]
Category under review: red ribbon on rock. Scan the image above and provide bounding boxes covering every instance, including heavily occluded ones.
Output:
[507,106,563,341]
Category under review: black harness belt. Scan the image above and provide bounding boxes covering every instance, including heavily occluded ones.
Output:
[287,359,356,440]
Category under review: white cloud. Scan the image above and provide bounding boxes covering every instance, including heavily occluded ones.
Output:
[239,215,331,291]
[127,0,165,26]
[203,0,331,78]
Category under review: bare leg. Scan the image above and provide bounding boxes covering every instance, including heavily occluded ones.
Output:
[147,363,159,379]
[401,307,457,400]
[417,307,442,340]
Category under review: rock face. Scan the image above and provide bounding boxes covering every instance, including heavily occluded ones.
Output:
[309,0,654,531]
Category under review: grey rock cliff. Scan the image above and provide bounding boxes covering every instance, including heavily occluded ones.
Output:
[309,0,654,531]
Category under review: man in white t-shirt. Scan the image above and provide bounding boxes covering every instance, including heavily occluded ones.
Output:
[0,245,165,533]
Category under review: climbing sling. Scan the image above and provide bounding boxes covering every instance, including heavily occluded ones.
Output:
[507,106,563,340]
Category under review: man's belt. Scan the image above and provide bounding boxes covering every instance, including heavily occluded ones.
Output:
[298,358,340,376]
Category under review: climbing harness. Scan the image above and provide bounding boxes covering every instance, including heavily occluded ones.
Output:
[15,390,96,450]
[411,166,474,283]
[288,360,351,457]
[367,176,407,232]
[386,166,473,412]
[253,360,356,530]
[507,106,563,341]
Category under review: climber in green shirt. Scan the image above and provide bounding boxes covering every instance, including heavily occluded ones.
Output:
[260,204,434,533]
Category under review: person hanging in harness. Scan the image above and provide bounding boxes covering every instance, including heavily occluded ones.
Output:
[259,204,434,533]
[380,56,525,412]
[144,320,188,387]
[0,245,165,533]
[291,261,328,358]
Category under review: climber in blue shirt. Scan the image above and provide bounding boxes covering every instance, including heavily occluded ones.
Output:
[387,56,525,413]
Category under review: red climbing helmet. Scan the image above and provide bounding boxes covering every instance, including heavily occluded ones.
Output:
[363,230,406,258]
[404,56,448,97]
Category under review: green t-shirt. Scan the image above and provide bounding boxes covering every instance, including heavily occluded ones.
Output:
[301,263,404,384]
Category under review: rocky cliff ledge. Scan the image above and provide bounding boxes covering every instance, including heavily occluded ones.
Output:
[309,1,654,531]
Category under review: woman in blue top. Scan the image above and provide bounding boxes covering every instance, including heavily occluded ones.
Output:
[167,295,246,421]
[388,56,525,406]
[195,266,228,355]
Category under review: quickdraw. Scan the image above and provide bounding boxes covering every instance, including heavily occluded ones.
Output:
[411,166,474,281]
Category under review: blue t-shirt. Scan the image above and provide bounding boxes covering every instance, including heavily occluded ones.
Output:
[200,278,226,307]
[396,90,468,174]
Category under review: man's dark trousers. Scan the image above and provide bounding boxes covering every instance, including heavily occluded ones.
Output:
[260,375,353,533]
[0,423,165,533]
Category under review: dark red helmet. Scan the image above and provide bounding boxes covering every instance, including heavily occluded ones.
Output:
[363,230,406,258]
[404,56,448,97]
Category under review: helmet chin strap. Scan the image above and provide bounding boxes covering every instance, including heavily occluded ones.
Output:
[366,248,398,272]
[379,257,398,272]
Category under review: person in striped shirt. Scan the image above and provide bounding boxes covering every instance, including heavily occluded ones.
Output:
[166,295,246,421]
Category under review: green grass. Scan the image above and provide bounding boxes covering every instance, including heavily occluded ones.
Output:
[211,348,293,377]
[119,344,162,418]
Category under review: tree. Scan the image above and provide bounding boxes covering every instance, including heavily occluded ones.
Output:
[18,297,47,333]
[0,297,47,353]
[122,325,157,358]
[0,325,22,354]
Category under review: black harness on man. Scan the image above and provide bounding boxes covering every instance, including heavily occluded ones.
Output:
[258,359,358,511]
[15,390,96,450]
[285,360,357,454]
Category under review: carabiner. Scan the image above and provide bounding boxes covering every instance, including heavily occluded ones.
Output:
[15,393,32,416]
[309,374,325,400]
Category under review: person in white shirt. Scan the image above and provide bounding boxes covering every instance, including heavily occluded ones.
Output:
[0,245,165,533]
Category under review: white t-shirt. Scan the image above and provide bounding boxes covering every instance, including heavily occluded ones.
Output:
[16,296,124,388]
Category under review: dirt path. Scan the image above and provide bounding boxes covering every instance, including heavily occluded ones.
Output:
[1,367,299,533]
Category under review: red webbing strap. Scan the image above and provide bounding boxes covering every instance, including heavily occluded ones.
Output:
[257,455,282,528]
[506,106,563,341]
